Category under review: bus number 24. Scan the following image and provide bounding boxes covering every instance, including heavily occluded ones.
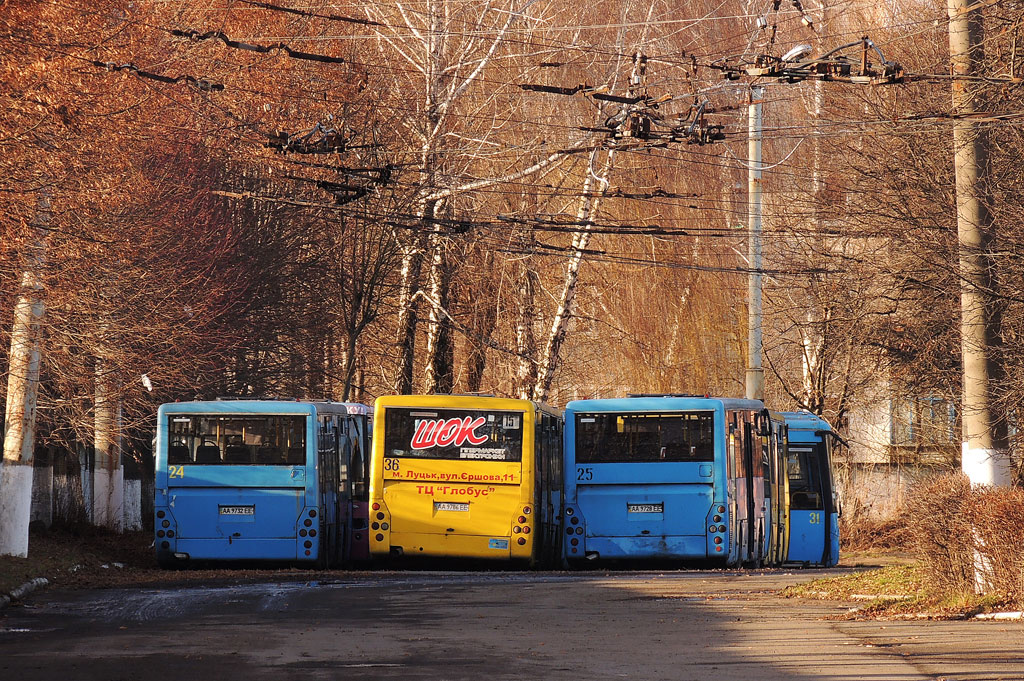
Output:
[168,465,184,479]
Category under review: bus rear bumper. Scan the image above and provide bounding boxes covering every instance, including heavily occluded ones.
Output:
[577,535,709,560]
[157,537,313,563]
[381,531,526,560]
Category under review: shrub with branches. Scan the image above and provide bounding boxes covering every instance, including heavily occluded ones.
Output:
[906,474,1024,605]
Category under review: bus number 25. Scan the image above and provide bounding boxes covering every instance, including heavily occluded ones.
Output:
[576,467,593,481]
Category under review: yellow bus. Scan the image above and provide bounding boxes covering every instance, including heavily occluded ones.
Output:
[368,395,563,565]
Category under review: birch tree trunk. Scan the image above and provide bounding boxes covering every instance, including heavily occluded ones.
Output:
[0,188,50,557]
[530,23,652,402]
[424,230,455,393]
[92,358,124,531]
[532,149,612,402]
[515,260,540,399]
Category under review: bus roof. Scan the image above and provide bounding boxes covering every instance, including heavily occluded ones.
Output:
[565,396,765,413]
[780,410,834,442]
[374,394,556,416]
[158,400,371,416]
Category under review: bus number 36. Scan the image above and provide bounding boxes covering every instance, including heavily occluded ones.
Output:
[576,467,593,481]
[383,458,400,472]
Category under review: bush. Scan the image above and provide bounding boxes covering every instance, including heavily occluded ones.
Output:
[972,485,1024,602]
[906,473,1024,604]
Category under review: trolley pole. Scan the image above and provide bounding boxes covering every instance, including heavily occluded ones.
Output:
[948,0,1011,485]
[746,85,765,401]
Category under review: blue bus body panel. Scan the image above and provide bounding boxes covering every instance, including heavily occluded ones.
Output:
[564,398,752,562]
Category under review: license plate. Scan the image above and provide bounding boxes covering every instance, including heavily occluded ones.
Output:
[434,502,469,512]
[219,505,255,516]
[627,503,663,513]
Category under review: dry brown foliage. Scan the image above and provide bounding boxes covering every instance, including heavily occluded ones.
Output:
[906,474,1024,603]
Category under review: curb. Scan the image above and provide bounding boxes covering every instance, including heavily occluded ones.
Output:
[0,577,49,610]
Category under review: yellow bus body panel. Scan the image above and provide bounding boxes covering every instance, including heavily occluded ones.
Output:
[369,394,540,561]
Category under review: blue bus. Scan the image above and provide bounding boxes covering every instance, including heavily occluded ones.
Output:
[154,399,372,567]
[563,395,787,567]
[781,411,840,567]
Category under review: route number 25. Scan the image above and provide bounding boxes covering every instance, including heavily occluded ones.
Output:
[576,467,593,481]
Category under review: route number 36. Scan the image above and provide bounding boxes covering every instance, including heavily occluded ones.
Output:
[383,458,400,472]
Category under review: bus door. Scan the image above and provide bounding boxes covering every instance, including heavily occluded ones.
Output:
[317,415,341,566]
[786,441,830,565]
[347,414,371,560]
[535,411,562,567]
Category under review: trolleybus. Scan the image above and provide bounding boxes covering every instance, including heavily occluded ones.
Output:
[154,399,372,567]
[563,395,788,567]
[781,411,840,567]
[368,394,563,566]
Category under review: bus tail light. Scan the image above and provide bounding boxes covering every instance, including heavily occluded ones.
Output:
[523,506,532,514]
[517,537,526,545]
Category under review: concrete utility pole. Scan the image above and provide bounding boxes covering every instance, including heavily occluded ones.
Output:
[0,188,50,557]
[947,0,1011,486]
[746,85,765,401]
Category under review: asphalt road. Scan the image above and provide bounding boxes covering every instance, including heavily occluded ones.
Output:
[0,569,1021,680]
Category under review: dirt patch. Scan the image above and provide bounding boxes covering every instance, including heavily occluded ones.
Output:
[0,526,329,596]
